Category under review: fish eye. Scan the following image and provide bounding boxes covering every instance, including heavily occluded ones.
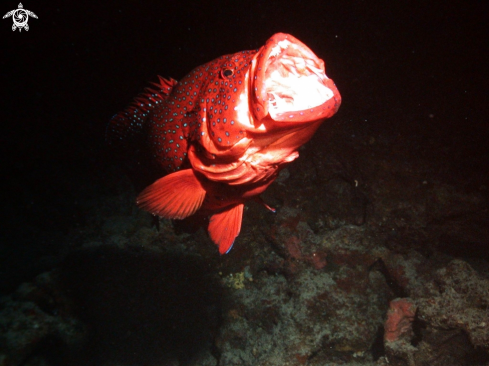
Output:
[221,68,234,78]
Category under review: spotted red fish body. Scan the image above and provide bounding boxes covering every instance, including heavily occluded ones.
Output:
[107,33,341,254]
[147,50,257,172]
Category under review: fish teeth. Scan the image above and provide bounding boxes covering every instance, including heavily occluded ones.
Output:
[269,40,290,58]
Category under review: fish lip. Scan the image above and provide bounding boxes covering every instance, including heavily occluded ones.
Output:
[252,33,341,123]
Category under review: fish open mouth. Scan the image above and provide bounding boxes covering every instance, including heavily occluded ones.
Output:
[253,33,340,122]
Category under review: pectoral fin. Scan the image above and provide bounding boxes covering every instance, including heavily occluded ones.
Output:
[208,203,244,254]
[137,169,206,220]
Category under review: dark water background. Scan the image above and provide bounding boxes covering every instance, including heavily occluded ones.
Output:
[1,0,487,290]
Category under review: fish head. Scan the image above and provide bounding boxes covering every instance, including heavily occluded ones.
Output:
[189,33,341,189]
[197,33,341,154]
[192,49,256,153]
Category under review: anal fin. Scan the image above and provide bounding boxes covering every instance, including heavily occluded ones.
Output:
[208,204,244,254]
[137,169,205,220]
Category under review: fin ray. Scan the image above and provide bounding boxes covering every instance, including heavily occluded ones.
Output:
[208,204,244,254]
[137,169,205,219]
[106,76,178,147]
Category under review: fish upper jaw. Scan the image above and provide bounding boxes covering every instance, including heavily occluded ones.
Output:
[251,33,341,124]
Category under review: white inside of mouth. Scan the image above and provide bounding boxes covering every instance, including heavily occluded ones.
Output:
[265,40,334,119]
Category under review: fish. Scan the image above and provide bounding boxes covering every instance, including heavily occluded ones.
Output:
[107,33,341,254]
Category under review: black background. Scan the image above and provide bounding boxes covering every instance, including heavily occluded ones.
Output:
[1,0,488,289]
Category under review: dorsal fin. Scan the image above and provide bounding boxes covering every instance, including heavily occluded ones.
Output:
[106,76,177,147]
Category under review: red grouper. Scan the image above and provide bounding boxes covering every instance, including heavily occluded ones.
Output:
[107,33,341,254]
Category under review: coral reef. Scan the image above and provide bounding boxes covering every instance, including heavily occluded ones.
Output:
[384,298,417,343]
[2,131,488,365]
[0,271,86,366]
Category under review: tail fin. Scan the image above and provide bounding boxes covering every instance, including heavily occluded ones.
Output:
[106,76,177,147]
